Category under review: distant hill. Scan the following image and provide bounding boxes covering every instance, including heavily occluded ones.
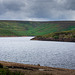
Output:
[0,20,75,36]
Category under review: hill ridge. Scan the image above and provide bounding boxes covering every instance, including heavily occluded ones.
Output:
[0,20,75,36]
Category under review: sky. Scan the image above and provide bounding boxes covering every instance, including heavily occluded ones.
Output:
[0,0,75,21]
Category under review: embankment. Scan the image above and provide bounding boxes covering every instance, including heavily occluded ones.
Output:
[0,61,75,75]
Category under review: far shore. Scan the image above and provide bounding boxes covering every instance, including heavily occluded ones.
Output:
[31,37,75,42]
[31,38,75,43]
[0,36,27,37]
[0,36,34,37]
[0,61,75,75]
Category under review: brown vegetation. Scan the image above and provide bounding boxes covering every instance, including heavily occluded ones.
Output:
[0,61,75,75]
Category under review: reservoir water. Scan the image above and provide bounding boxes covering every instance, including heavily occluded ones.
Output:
[0,37,75,69]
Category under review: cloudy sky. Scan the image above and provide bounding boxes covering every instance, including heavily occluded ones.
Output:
[0,0,75,21]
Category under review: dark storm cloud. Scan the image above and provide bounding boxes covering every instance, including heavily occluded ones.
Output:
[0,5,6,14]
[4,1,25,11]
[1,0,25,11]
[66,0,75,10]
[0,0,75,21]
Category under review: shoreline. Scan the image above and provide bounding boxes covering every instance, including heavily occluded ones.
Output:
[0,61,75,75]
[0,36,34,37]
[31,39,75,42]
[31,37,75,42]
[0,36,74,43]
[0,36,27,37]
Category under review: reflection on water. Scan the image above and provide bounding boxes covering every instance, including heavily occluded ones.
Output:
[0,37,75,69]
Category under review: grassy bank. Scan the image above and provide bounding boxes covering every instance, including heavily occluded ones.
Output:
[0,68,23,75]
[0,21,75,36]
[0,61,75,75]
[0,63,23,75]
[31,30,75,42]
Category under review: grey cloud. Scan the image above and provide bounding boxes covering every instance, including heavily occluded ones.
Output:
[3,0,25,11]
[55,0,75,10]
[30,0,54,18]
[0,0,75,21]
[66,0,75,10]
[31,0,75,19]
[0,5,6,14]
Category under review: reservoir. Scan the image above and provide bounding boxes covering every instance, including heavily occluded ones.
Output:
[0,37,75,69]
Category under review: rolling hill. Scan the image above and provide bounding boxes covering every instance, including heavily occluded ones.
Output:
[0,20,75,36]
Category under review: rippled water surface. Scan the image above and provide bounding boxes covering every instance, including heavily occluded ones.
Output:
[0,37,75,69]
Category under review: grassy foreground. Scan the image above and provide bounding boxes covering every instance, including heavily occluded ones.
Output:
[0,61,75,75]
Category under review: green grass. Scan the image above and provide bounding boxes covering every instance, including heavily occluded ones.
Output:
[43,30,75,38]
[33,30,75,41]
[0,63,23,75]
[0,69,23,75]
[0,21,75,36]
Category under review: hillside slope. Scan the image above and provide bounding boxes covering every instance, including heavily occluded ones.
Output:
[0,20,75,36]
[31,30,75,42]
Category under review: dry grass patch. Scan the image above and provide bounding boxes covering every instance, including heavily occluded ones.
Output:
[0,61,75,75]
